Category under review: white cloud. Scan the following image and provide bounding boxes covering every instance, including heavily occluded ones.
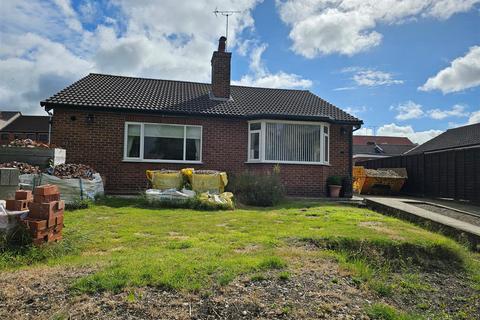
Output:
[344,106,367,117]
[354,127,374,135]
[391,101,472,121]
[276,0,479,57]
[377,123,443,144]
[342,67,403,87]
[0,0,262,114]
[391,101,425,121]
[354,123,443,144]
[419,46,480,93]
[53,0,82,32]
[233,43,312,89]
[333,86,356,91]
[427,104,469,120]
[467,110,480,124]
[352,70,403,87]
[0,33,92,114]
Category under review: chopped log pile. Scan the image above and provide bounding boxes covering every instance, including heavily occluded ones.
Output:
[5,139,53,148]
[47,163,97,180]
[0,161,40,174]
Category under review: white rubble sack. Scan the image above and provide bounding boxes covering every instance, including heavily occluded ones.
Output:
[19,173,104,204]
[0,201,28,235]
[145,188,195,202]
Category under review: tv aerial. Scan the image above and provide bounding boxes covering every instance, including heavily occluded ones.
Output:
[213,8,241,48]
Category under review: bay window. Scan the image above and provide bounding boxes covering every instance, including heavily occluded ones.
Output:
[247,120,330,165]
[124,122,202,163]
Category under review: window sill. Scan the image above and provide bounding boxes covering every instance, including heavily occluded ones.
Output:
[245,161,330,166]
[123,159,203,164]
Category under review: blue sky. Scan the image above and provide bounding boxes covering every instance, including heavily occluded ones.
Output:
[1,0,479,143]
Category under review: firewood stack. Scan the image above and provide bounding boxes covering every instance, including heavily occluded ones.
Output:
[16,185,65,245]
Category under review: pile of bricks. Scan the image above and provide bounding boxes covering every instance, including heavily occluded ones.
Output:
[11,185,65,245]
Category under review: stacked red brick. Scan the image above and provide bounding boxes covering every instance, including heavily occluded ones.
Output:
[17,185,64,245]
[6,190,31,211]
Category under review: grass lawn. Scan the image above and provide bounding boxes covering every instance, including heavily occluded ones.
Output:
[1,197,479,319]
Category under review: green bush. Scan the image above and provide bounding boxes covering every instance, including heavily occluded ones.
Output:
[327,175,342,186]
[229,170,285,206]
[65,199,91,211]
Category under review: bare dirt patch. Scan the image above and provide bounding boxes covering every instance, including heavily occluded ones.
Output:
[0,248,478,319]
[0,266,97,319]
[387,270,480,318]
[0,258,374,320]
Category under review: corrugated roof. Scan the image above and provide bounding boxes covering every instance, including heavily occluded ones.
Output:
[40,73,362,124]
[406,123,480,154]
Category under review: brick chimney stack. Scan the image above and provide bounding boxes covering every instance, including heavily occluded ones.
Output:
[210,36,231,100]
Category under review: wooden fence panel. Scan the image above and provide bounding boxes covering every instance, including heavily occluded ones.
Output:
[356,147,480,203]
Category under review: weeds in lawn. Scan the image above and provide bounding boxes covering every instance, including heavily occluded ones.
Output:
[250,273,267,282]
[303,236,465,271]
[278,271,290,281]
[366,303,420,320]
[137,194,234,211]
[258,256,286,270]
[166,241,193,250]
[0,227,83,270]
[300,235,479,307]
[65,199,91,211]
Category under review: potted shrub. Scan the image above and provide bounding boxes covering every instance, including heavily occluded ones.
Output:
[327,175,342,198]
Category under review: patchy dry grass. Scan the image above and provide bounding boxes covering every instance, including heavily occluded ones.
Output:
[1,197,479,319]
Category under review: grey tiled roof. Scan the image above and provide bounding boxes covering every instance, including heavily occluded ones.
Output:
[1,116,50,132]
[406,123,480,154]
[40,73,362,124]
[353,144,416,156]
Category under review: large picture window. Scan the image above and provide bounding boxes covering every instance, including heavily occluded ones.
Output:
[124,122,202,163]
[247,120,329,165]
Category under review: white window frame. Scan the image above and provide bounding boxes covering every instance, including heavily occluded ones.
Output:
[247,120,330,165]
[248,123,262,162]
[123,121,203,164]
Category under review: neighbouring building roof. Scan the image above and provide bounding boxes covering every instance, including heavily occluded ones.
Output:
[1,115,50,132]
[406,123,480,154]
[0,111,21,130]
[353,135,414,145]
[353,144,416,157]
[40,73,362,125]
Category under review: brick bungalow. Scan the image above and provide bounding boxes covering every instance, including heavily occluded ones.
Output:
[40,37,363,197]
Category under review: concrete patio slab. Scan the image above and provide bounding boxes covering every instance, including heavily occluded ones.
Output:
[365,196,480,250]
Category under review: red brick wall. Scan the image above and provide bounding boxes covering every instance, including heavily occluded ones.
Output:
[211,51,231,99]
[51,108,352,197]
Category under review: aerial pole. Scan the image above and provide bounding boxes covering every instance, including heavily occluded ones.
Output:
[213,8,241,49]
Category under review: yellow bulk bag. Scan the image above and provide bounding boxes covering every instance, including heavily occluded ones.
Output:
[146,170,183,190]
[197,191,235,210]
[180,168,194,183]
[191,170,228,194]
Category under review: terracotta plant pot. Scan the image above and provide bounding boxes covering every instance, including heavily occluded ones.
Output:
[329,185,342,198]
